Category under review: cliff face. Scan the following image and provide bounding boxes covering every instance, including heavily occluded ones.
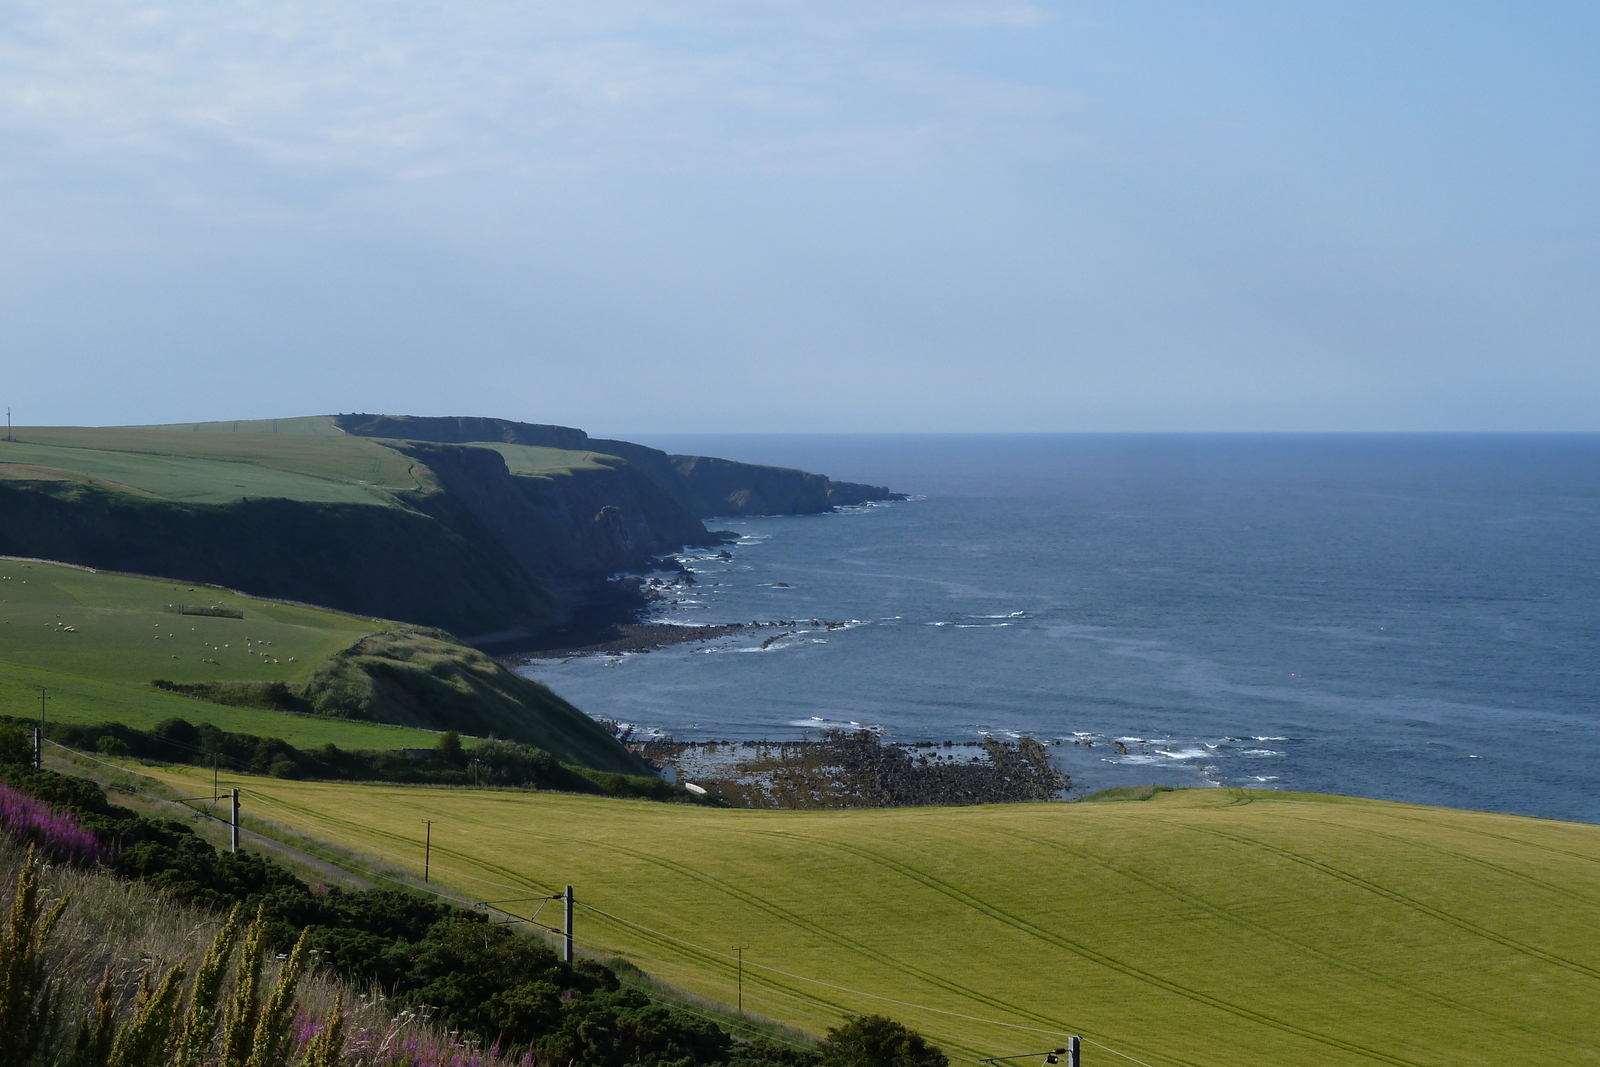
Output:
[0,480,552,638]
[0,415,903,650]
[392,442,711,579]
[336,414,904,518]
[0,444,714,645]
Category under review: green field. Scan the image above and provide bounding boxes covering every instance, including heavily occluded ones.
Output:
[0,558,639,769]
[478,443,626,478]
[0,559,447,749]
[0,559,379,685]
[2,662,445,750]
[1,421,421,504]
[132,767,1600,1067]
[0,420,614,505]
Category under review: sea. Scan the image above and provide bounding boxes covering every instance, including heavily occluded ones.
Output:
[518,434,1600,824]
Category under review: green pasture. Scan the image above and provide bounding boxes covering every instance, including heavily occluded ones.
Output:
[0,560,447,748]
[136,768,1600,1067]
[0,560,377,685]
[1,661,443,750]
[1,422,422,504]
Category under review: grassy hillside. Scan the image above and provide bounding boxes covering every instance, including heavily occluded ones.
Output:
[1,421,641,505]
[0,557,376,683]
[478,443,629,478]
[1,421,423,504]
[0,559,636,770]
[131,769,1600,1067]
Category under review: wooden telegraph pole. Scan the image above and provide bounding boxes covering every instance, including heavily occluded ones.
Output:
[563,885,575,963]
[424,820,433,883]
[733,945,748,1013]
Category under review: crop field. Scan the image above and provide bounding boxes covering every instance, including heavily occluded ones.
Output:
[131,768,1600,1067]
[0,559,445,749]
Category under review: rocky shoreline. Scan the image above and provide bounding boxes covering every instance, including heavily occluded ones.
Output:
[514,617,857,660]
[631,730,1071,809]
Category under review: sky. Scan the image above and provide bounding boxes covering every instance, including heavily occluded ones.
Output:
[1,1,1596,433]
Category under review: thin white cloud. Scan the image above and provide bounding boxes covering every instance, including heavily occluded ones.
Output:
[0,0,1067,181]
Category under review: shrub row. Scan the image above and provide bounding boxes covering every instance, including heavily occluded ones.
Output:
[0,715,700,803]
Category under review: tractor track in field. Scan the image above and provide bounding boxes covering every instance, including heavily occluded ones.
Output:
[1183,822,1600,985]
[977,823,1600,1059]
[1256,809,1600,910]
[756,829,1427,1067]
[241,789,893,1040]
[218,780,1600,1066]
[549,835,1073,1034]
[1368,809,1600,870]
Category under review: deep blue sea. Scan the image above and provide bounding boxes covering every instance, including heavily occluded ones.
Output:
[519,434,1600,823]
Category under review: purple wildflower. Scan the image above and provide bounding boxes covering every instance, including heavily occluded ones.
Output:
[0,785,111,866]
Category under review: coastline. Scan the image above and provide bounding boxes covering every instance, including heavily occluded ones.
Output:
[510,618,856,660]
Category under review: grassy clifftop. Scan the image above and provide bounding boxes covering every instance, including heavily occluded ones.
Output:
[0,559,636,772]
[0,415,902,646]
[0,421,700,642]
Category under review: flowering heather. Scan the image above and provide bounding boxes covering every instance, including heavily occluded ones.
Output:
[0,784,111,866]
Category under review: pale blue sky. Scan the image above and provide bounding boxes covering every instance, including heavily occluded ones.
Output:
[2,2,1595,431]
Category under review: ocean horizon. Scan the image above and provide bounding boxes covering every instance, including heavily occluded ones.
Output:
[520,433,1600,823]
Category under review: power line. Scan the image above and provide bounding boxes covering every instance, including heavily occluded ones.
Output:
[67,757,1177,1067]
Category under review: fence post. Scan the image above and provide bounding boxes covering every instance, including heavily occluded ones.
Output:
[1067,1037,1080,1067]
[564,885,574,964]
[230,789,240,853]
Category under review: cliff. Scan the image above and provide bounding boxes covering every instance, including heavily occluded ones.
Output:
[0,415,903,651]
[335,414,905,517]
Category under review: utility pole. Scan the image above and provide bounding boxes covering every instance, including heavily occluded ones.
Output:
[1067,1037,1079,1067]
[38,687,46,740]
[424,820,432,883]
[563,885,574,964]
[5,407,11,441]
[733,945,748,1013]
[32,727,40,770]
[229,789,240,853]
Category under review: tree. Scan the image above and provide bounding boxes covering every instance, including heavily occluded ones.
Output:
[434,730,465,766]
[817,1016,949,1067]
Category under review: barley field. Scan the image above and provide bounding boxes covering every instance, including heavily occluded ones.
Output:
[133,765,1600,1067]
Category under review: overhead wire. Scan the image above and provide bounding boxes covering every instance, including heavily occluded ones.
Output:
[48,745,1177,1067]
[576,901,1181,1066]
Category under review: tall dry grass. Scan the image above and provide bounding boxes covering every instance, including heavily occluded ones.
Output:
[0,838,533,1067]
